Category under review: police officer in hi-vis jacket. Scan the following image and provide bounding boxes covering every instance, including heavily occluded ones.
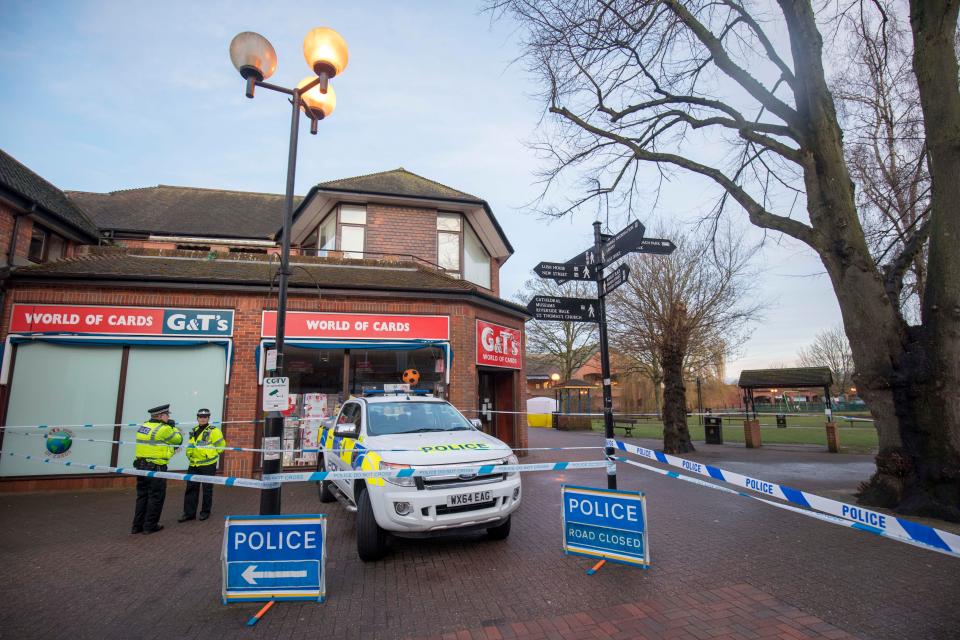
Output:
[179,408,226,522]
[131,404,183,534]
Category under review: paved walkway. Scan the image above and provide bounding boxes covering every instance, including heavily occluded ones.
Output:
[0,428,957,639]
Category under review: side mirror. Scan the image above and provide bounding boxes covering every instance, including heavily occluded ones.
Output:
[334,423,358,438]
[470,418,483,430]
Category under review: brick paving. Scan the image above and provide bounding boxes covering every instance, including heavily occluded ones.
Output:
[1,428,958,639]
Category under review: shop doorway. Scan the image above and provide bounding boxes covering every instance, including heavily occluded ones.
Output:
[477,369,516,445]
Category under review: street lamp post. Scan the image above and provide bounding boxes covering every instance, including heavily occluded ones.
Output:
[229,27,349,515]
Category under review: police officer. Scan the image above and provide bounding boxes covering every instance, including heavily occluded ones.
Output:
[179,408,226,522]
[131,404,183,534]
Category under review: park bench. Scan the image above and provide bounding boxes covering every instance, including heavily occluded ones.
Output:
[614,418,638,437]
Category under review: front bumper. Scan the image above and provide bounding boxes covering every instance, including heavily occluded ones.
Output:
[368,475,521,533]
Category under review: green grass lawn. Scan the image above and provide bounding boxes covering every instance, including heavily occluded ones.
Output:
[591,414,878,453]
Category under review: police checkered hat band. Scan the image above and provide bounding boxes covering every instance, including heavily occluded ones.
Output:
[196,408,211,417]
[148,404,170,415]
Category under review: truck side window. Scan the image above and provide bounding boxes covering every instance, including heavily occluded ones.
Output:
[338,403,361,431]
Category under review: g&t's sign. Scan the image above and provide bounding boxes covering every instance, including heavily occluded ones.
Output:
[562,485,649,567]
[475,320,522,369]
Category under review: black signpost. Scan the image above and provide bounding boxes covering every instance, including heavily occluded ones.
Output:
[527,218,675,490]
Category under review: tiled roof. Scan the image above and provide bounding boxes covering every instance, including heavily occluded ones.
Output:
[317,168,483,203]
[738,367,833,389]
[67,186,303,239]
[0,149,99,240]
[10,248,529,315]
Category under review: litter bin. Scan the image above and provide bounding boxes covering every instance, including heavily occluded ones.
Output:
[705,416,723,444]
[776,414,787,428]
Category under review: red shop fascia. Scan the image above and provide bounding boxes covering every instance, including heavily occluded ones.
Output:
[0,264,529,490]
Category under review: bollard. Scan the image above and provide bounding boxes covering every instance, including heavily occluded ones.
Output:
[825,422,840,453]
[744,419,762,448]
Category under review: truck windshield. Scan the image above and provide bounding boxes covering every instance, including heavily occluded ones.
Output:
[366,402,476,436]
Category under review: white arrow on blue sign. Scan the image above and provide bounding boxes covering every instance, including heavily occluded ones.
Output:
[222,514,327,603]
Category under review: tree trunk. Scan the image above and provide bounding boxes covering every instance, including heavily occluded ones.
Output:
[661,345,695,454]
[781,0,960,521]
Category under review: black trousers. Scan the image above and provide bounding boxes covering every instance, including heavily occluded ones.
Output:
[132,460,167,531]
[182,463,217,517]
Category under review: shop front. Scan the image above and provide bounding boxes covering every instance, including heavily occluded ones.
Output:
[0,304,234,479]
[257,310,452,468]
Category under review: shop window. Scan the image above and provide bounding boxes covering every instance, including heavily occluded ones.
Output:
[349,347,445,397]
[28,225,47,263]
[437,212,461,274]
[0,343,122,477]
[463,222,491,288]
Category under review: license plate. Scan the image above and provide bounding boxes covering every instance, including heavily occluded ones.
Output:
[447,490,493,507]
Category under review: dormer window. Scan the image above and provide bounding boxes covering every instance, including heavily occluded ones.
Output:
[437,212,461,274]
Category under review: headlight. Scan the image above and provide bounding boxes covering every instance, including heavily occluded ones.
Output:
[380,461,417,487]
[506,454,519,477]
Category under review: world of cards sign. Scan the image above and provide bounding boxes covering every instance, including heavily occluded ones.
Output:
[526,296,599,322]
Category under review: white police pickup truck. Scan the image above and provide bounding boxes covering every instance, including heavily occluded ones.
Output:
[316,392,521,561]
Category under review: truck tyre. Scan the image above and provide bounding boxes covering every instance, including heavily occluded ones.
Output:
[356,487,388,561]
[486,516,511,540]
[317,457,336,503]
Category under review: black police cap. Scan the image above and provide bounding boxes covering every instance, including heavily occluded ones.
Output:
[148,404,170,415]
[197,408,211,417]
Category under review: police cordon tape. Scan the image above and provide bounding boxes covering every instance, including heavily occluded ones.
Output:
[261,460,609,483]
[1,429,605,455]
[614,439,960,557]
[0,450,275,488]
[614,455,960,559]
[1,449,608,486]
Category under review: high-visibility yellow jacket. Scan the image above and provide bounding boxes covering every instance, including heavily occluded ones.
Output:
[134,420,183,465]
[186,425,226,467]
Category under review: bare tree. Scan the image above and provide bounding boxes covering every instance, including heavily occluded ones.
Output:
[831,2,929,322]
[608,223,760,453]
[797,325,855,396]
[492,0,960,521]
[517,277,598,381]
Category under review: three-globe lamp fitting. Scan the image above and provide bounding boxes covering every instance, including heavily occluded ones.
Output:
[229,26,348,111]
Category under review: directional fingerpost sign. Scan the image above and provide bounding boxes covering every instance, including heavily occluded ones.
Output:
[531,219,673,492]
[633,237,677,255]
[527,295,599,322]
[600,264,630,297]
[599,219,646,266]
[222,514,327,603]
[535,261,597,281]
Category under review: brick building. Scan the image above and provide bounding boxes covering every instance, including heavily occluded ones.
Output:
[0,153,528,489]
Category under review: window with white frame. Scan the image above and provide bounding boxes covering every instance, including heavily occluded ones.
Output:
[437,212,461,274]
[463,222,491,289]
[339,204,366,258]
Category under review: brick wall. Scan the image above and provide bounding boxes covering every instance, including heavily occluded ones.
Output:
[0,202,16,262]
[364,204,438,263]
[0,281,527,487]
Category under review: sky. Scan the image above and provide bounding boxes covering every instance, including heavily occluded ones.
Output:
[0,0,844,380]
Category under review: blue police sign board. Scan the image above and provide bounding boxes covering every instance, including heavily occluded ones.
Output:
[222,514,326,603]
[561,485,649,567]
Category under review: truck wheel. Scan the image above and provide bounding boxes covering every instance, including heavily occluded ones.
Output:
[487,516,511,540]
[356,488,388,561]
[317,457,335,503]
